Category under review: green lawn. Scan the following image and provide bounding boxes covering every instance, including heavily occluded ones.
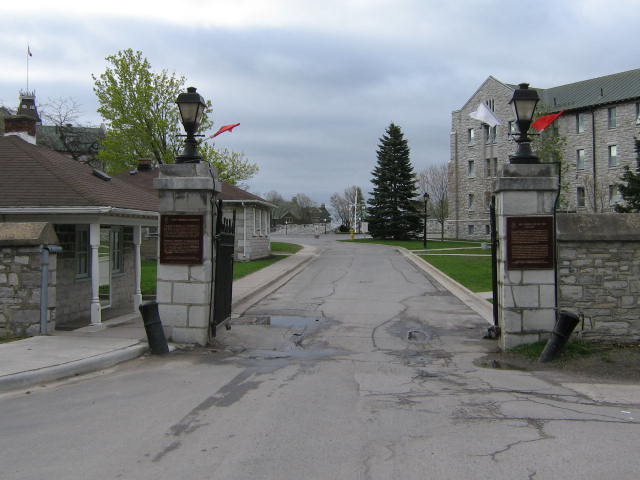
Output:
[425,248,490,255]
[233,255,287,280]
[419,254,492,292]
[270,241,303,254]
[343,238,482,250]
[141,261,157,296]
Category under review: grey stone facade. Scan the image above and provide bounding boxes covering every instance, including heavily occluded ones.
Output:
[449,71,640,240]
[223,204,271,262]
[0,223,58,336]
[154,163,220,345]
[556,213,640,342]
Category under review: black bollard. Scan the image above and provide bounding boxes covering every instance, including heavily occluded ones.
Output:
[138,301,169,355]
[538,310,580,363]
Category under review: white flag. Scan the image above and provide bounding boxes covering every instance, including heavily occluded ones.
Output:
[469,103,501,127]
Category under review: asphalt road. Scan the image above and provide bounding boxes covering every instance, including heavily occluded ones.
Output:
[1,235,639,479]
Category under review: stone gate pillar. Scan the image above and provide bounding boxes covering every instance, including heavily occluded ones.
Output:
[494,163,559,349]
[154,164,221,345]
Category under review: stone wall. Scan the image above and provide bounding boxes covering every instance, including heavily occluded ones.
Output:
[557,213,640,341]
[0,246,56,336]
[226,205,270,261]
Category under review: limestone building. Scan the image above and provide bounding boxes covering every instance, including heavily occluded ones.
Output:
[449,69,640,239]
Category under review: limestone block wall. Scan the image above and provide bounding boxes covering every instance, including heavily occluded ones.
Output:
[557,213,640,341]
[0,246,56,336]
[228,205,271,261]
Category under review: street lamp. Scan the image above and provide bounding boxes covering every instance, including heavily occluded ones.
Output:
[509,83,540,164]
[176,86,207,164]
[423,192,430,249]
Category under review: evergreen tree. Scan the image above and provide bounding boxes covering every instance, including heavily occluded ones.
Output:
[615,138,640,213]
[367,123,421,239]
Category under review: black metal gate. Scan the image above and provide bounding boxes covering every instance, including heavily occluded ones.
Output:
[211,200,235,337]
[489,196,499,328]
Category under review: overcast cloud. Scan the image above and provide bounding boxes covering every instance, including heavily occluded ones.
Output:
[1,0,638,202]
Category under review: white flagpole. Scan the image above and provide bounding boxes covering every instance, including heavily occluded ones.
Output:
[26,44,30,91]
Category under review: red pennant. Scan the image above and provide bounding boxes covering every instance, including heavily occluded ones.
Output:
[210,123,240,138]
[532,110,564,131]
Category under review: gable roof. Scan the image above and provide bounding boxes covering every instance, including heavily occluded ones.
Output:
[112,167,274,209]
[0,135,158,212]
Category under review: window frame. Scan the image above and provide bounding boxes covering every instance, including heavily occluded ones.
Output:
[608,107,617,129]
[468,160,476,178]
[75,225,90,278]
[111,227,124,274]
[576,149,585,170]
[576,187,586,208]
[576,113,585,133]
[608,145,618,167]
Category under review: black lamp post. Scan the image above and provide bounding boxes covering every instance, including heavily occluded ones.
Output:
[509,83,540,164]
[175,87,207,164]
[423,192,430,249]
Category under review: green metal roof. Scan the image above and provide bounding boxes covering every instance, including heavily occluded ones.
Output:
[537,68,640,112]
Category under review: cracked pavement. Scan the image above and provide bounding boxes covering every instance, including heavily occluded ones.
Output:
[0,235,638,479]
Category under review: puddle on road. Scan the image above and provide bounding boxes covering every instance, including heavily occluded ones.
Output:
[235,315,324,328]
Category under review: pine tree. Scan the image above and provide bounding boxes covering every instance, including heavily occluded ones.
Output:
[615,138,640,213]
[367,123,421,239]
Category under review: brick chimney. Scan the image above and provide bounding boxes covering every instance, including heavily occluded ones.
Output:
[4,115,37,144]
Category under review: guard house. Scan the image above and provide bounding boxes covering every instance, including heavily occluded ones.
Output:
[0,132,158,329]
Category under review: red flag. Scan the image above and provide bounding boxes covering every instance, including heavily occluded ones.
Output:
[532,110,564,131]
[210,123,240,138]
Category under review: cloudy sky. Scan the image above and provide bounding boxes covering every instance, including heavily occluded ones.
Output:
[1,0,638,203]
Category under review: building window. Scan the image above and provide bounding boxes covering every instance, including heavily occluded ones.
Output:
[468,160,475,178]
[485,225,490,235]
[636,103,640,124]
[484,125,497,144]
[254,207,261,235]
[608,107,617,128]
[609,185,622,205]
[75,226,89,278]
[484,191,492,210]
[468,128,475,145]
[576,113,585,133]
[483,157,497,177]
[468,224,475,235]
[576,149,585,170]
[468,193,475,211]
[111,228,123,274]
[577,187,586,207]
[608,145,618,167]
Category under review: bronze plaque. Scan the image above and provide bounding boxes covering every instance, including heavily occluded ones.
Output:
[507,216,554,269]
[160,215,204,264]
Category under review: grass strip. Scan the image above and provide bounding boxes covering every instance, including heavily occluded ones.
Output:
[270,241,303,254]
[420,254,492,292]
[342,238,481,250]
[233,255,286,280]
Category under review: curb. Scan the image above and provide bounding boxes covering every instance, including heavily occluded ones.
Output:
[397,247,494,324]
[231,245,318,315]
[0,342,148,393]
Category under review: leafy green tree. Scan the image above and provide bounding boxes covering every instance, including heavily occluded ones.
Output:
[93,49,195,170]
[93,49,259,186]
[367,123,421,239]
[199,145,259,188]
[615,138,640,213]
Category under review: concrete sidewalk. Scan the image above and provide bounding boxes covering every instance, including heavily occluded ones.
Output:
[0,245,318,393]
